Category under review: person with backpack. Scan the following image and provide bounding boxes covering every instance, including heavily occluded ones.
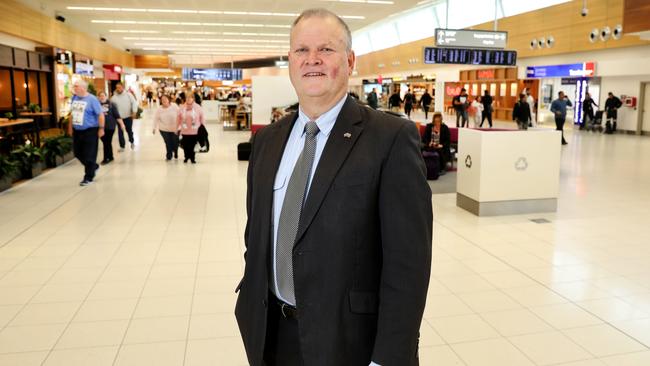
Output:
[604,92,622,134]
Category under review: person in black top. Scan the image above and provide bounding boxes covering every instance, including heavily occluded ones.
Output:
[480,90,493,128]
[403,88,415,118]
[513,93,532,130]
[604,92,622,133]
[582,92,598,128]
[452,88,470,127]
[97,91,124,165]
[419,90,433,120]
[388,90,402,111]
[422,112,451,175]
[366,87,379,109]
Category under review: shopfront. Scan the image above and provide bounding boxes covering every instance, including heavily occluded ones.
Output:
[525,62,598,126]
[457,67,523,121]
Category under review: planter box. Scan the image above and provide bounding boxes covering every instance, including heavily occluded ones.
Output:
[62,151,74,163]
[0,176,11,192]
[30,162,43,178]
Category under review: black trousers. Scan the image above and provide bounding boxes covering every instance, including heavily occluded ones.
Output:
[555,117,567,143]
[101,128,115,161]
[160,131,179,159]
[181,134,198,162]
[118,117,134,148]
[404,103,413,117]
[480,111,493,127]
[73,127,99,181]
[264,295,303,366]
[422,105,430,120]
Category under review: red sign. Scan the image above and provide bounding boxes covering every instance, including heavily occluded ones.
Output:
[446,85,462,97]
[477,69,495,80]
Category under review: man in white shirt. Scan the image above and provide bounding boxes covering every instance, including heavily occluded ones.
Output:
[110,82,138,150]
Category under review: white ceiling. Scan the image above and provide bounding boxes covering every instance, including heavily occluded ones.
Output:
[21,0,424,66]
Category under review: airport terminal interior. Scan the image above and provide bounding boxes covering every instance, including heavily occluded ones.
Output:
[1,0,650,365]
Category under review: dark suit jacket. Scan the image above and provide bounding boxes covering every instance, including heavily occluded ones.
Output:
[513,101,532,122]
[235,97,433,366]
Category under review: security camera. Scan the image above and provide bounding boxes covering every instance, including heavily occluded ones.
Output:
[547,36,555,47]
[581,7,588,17]
[100,37,107,42]
[613,24,623,40]
[126,48,131,52]
[589,28,598,43]
[600,26,611,41]
[55,14,65,22]
[538,37,546,48]
[530,38,538,49]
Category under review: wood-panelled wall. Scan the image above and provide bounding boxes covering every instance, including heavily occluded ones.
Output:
[623,0,650,33]
[0,0,134,67]
[355,0,649,77]
[135,55,170,69]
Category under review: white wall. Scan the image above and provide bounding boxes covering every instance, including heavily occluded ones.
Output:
[251,76,297,125]
[599,76,650,132]
[0,32,38,51]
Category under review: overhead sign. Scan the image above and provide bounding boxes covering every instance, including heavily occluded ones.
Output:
[526,62,596,78]
[182,68,243,81]
[477,69,495,79]
[435,28,508,49]
[74,61,93,76]
[424,47,517,66]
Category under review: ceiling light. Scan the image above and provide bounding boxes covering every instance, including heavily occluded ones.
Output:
[73,7,364,19]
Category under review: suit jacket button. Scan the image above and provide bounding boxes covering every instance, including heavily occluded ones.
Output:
[262,299,268,307]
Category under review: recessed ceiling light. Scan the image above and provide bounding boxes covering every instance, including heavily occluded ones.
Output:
[70,7,364,19]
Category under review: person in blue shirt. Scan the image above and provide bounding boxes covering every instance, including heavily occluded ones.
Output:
[550,91,572,145]
[67,79,105,186]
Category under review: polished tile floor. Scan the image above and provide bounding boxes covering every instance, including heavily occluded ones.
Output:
[0,108,649,365]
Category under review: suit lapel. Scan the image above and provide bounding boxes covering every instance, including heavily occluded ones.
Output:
[294,97,364,245]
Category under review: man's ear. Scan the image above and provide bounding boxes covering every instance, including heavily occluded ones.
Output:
[347,50,356,76]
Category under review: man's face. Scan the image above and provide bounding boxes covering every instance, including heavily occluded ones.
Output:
[72,83,83,96]
[559,92,565,99]
[98,94,107,102]
[115,84,124,94]
[288,16,355,103]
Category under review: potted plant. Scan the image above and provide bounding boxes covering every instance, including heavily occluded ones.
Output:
[11,143,44,179]
[59,136,74,163]
[27,103,41,113]
[4,112,13,119]
[0,154,18,192]
[41,135,73,167]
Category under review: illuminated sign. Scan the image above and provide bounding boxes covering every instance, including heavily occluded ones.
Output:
[477,69,495,79]
[182,68,242,81]
[424,47,517,66]
[526,62,596,78]
[435,29,508,49]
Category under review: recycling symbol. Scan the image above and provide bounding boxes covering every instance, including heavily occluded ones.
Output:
[464,155,472,168]
[515,157,529,171]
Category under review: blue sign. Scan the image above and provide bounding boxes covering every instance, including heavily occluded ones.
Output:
[526,62,595,78]
[182,68,243,81]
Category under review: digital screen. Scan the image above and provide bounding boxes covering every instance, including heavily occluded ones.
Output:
[526,62,595,78]
[74,62,93,76]
[182,68,243,81]
[424,47,517,66]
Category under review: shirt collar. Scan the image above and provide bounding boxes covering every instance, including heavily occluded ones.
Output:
[297,94,348,138]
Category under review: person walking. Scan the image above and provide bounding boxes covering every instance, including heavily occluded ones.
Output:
[98,91,124,165]
[153,95,180,161]
[366,87,378,109]
[604,92,622,134]
[453,88,470,127]
[470,96,484,128]
[68,80,104,186]
[110,82,138,150]
[419,89,433,120]
[388,89,402,112]
[513,93,532,130]
[550,91,572,145]
[526,89,536,127]
[582,92,598,129]
[176,94,204,164]
[236,8,432,366]
[480,90,493,127]
[403,88,415,118]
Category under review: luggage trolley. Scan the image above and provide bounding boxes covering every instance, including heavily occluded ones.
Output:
[585,110,604,132]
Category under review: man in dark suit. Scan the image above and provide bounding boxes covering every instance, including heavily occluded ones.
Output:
[235,8,432,366]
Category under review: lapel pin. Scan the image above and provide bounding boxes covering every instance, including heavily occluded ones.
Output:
[343,132,352,139]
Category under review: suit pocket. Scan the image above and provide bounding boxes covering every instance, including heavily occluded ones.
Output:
[349,291,379,314]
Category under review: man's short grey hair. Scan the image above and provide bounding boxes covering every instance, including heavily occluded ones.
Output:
[73,79,88,89]
[292,8,352,51]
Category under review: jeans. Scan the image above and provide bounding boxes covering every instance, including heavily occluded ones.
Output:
[101,128,115,161]
[456,109,468,127]
[160,131,179,160]
[73,127,99,181]
[118,117,134,148]
[555,117,567,143]
[181,134,198,162]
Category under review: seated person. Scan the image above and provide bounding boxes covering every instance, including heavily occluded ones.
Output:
[422,112,451,174]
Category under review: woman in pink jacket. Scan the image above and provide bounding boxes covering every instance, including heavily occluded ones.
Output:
[177,93,205,164]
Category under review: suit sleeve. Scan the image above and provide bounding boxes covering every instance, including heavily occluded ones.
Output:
[373,122,433,365]
[243,132,258,260]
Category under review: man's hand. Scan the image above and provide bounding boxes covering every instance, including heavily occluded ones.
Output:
[98,128,105,138]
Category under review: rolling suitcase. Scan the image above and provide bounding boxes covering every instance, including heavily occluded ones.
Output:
[238,142,251,161]
[422,151,440,180]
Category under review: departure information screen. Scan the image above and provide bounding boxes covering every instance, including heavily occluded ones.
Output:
[423,47,517,66]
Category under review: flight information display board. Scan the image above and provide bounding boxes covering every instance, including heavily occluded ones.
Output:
[423,47,517,66]
[182,68,243,81]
